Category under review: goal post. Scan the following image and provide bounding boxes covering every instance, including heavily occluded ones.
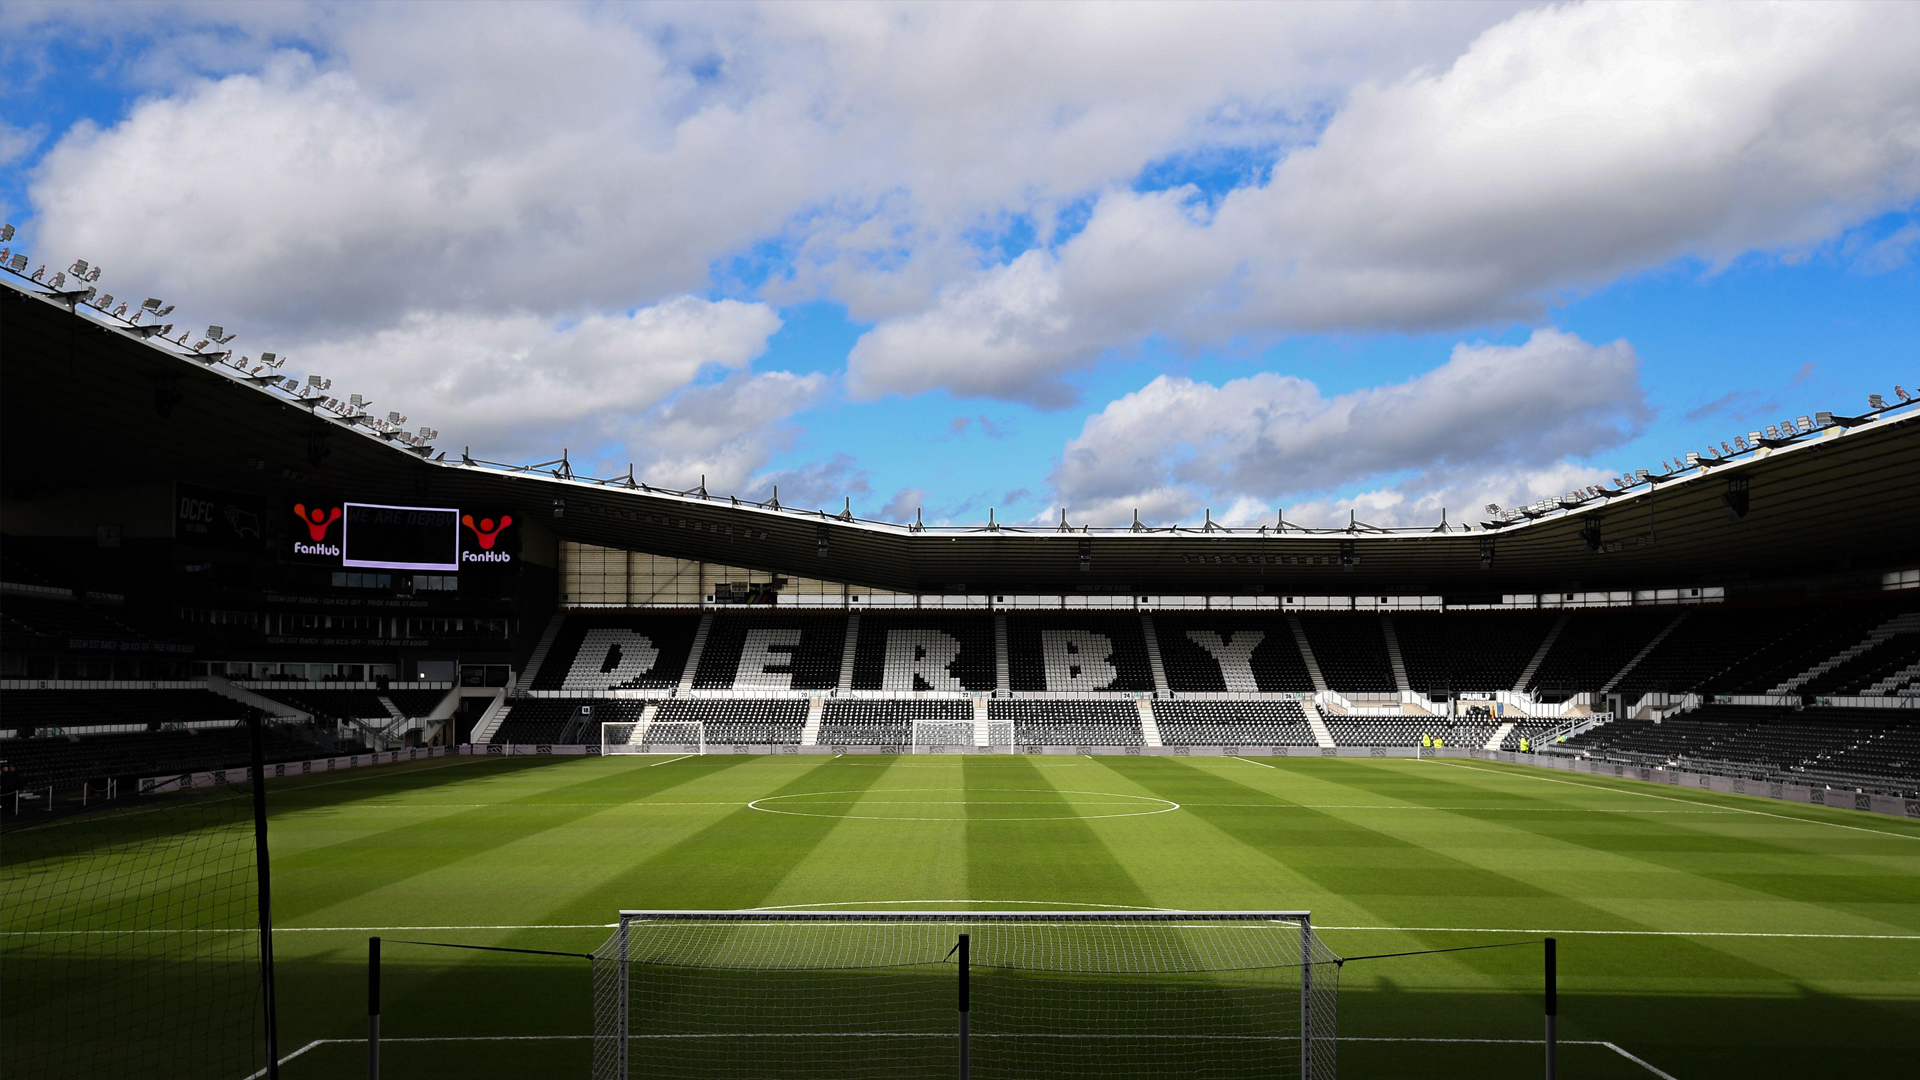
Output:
[600,720,705,756]
[592,910,1339,1080]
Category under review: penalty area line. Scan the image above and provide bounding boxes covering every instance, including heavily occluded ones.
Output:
[648,754,695,767]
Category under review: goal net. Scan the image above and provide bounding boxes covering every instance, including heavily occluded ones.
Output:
[591,910,1339,1080]
[601,720,706,756]
[910,719,977,753]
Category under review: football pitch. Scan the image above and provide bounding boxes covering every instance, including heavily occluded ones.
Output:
[27,752,1920,1077]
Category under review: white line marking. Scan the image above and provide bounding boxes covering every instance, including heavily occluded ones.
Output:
[648,754,694,767]
[1603,1041,1683,1079]
[1316,924,1920,941]
[1419,757,1920,841]
[745,788,1179,822]
[243,1038,325,1078]
[1231,756,1277,769]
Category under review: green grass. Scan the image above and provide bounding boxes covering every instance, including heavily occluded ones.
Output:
[14,752,1920,1078]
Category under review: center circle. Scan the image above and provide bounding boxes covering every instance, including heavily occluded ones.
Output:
[746,788,1180,822]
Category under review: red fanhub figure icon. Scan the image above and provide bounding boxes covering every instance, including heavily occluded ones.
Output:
[462,514,512,550]
[293,504,341,541]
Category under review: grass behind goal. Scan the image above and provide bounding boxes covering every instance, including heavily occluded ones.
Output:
[594,911,1337,1080]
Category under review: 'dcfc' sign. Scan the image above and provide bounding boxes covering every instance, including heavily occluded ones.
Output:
[459,511,520,572]
[177,484,267,552]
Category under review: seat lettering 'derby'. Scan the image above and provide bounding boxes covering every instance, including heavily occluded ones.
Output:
[1041,630,1118,691]
[1185,630,1264,692]
[564,629,662,691]
[735,628,804,689]
[881,629,964,691]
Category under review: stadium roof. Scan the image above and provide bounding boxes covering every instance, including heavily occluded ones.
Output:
[5,274,1917,597]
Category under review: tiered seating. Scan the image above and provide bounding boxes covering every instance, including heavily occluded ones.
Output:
[1499,717,1558,751]
[1394,612,1557,693]
[1707,602,1911,693]
[1799,626,1920,696]
[849,613,995,691]
[1818,720,1920,792]
[692,612,846,690]
[655,699,807,744]
[535,612,704,691]
[490,700,589,744]
[1528,609,1675,696]
[1560,706,1917,790]
[990,700,1144,745]
[1152,616,1314,692]
[1614,607,1823,695]
[1154,700,1314,746]
[818,700,971,745]
[1297,615,1395,693]
[1,594,149,640]
[1322,715,1495,748]
[0,689,250,734]
[1005,615,1154,692]
[0,726,319,787]
[253,688,391,718]
[385,689,450,716]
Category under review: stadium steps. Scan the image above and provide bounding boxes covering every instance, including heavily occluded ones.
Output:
[1380,616,1411,692]
[1602,612,1689,694]
[1304,702,1336,748]
[836,613,860,692]
[1513,611,1571,692]
[1484,722,1515,750]
[1285,616,1329,693]
[379,695,405,720]
[1136,699,1163,747]
[1867,658,1920,696]
[679,612,715,693]
[205,676,311,722]
[470,700,510,745]
[801,698,824,746]
[973,697,992,746]
[1140,615,1171,693]
[1772,612,1920,693]
[994,613,1010,693]
[520,613,568,688]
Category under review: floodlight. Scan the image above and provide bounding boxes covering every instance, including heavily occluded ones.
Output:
[1899,386,1912,402]
[308,374,323,386]
[1764,425,1780,439]
[1484,503,1500,514]
[7,254,25,272]
[30,265,45,281]
[1869,393,1887,409]
[420,427,437,440]
[1685,452,1700,466]
[155,305,173,317]
[68,260,88,276]
[0,223,13,242]
[86,267,100,282]
[350,394,367,408]
[1796,415,1812,431]
[1720,441,1734,455]
[111,302,128,318]
[261,352,277,365]
[49,271,66,289]
[193,339,210,351]
[1733,435,1748,450]
[142,298,161,311]
[95,293,113,310]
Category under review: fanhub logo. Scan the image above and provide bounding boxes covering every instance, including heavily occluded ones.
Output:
[461,513,513,550]
[294,503,341,541]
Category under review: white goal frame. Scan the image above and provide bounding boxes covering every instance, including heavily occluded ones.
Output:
[600,720,705,756]
[909,718,979,753]
[593,909,1338,1080]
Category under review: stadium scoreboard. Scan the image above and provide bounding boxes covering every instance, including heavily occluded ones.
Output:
[342,502,461,571]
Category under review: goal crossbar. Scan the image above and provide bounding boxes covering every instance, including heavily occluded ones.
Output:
[594,909,1338,1080]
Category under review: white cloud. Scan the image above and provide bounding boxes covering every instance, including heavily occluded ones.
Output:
[849,1,1920,403]
[1050,328,1649,525]
[633,370,833,493]
[293,295,784,460]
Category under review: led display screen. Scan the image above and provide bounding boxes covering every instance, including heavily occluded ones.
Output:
[341,502,460,571]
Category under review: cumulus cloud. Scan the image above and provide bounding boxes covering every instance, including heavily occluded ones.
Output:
[292,295,784,459]
[1050,329,1649,525]
[630,371,834,493]
[849,1,1920,403]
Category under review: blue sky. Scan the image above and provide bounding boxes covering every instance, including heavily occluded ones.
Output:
[3,2,1916,527]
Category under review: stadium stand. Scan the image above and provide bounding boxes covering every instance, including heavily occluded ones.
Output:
[1153,700,1315,746]
[534,611,703,691]
[818,699,971,746]
[1,593,151,641]
[1527,608,1677,696]
[849,612,996,691]
[1151,615,1315,692]
[1296,615,1396,693]
[385,689,451,715]
[0,725,319,787]
[1393,611,1558,693]
[250,688,392,718]
[0,689,251,735]
[490,699,648,744]
[990,699,1144,745]
[656,699,808,744]
[1704,601,1916,694]
[1321,714,1497,749]
[1004,614,1155,693]
[693,612,846,690]
[1557,705,1920,794]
